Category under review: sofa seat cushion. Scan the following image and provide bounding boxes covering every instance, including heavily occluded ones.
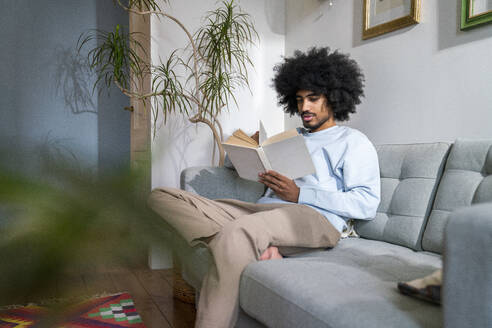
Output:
[239,238,442,328]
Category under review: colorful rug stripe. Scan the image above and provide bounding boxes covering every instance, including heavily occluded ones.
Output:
[0,293,146,328]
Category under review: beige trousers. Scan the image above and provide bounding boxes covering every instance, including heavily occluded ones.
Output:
[148,188,341,328]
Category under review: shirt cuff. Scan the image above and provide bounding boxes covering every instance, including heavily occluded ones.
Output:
[298,187,317,205]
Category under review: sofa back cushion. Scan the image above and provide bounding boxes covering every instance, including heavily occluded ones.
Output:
[180,166,265,202]
[422,139,492,253]
[356,143,450,250]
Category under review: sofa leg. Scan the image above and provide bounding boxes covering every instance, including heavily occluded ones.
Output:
[148,242,173,270]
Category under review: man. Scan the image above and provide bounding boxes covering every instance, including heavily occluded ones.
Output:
[149,47,380,328]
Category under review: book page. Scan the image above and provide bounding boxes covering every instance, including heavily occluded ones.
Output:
[262,135,315,180]
[232,129,258,146]
[222,144,266,181]
[259,121,268,145]
[257,148,272,171]
[261,129,299,146]
[223,134,257,148]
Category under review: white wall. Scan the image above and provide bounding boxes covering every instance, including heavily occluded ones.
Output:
[151,0,285,189]
[285,0,492,145]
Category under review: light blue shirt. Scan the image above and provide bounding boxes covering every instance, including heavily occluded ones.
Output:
[257,125,381,233]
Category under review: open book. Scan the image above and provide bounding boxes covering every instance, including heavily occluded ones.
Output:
[222,123,316,181]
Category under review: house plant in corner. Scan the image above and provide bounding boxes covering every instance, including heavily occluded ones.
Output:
[78,0,258,166]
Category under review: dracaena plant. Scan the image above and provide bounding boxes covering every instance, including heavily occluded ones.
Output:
[78,0,258,166]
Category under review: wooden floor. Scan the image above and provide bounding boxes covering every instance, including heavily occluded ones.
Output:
[24,267,197,328]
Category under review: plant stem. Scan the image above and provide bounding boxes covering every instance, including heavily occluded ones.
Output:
[189,114,225,166]
[114,80,156,99]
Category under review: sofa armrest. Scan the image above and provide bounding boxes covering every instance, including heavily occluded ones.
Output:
[443,203,492,328]
[180,166,265,202]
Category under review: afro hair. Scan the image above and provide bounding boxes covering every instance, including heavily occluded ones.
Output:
[273,47,365,121]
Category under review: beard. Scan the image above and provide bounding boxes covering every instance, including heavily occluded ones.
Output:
[302,113,331,132]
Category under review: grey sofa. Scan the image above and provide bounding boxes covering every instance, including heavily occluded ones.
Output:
[161,139,492,328]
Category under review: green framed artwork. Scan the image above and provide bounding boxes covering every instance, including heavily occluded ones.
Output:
[461,0,492,30]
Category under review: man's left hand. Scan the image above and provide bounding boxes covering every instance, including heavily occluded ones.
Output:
[259,170,300,203]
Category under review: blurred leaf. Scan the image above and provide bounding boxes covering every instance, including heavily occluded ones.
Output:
[0,157,163,305]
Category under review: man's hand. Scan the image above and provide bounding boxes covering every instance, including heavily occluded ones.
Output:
[259,170,300,203]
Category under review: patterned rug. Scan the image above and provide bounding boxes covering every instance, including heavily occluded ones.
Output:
[0,293,146,327]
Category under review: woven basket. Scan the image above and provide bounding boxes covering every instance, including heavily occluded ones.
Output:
[172,270,196,305]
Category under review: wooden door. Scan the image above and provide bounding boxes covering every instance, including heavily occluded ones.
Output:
[129,12,151,193]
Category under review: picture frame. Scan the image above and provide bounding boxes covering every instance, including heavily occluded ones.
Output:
[461,0,492,30]
[363,0,421,40]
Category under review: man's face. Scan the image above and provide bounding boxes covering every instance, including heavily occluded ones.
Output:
[296,90,335,132]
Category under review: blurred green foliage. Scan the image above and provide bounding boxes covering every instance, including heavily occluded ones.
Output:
[0,153,162,306]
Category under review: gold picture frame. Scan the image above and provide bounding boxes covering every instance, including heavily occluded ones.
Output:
[363,0,421,40]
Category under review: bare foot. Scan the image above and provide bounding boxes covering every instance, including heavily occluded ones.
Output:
[259,246,283,261]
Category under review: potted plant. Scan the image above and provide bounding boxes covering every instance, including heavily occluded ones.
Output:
[78,0,258,166]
